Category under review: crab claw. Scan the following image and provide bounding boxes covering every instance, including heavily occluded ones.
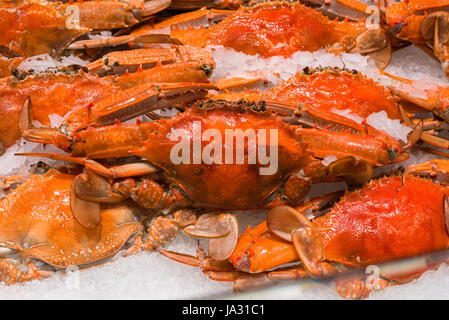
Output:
[356,28,392,69]
[267,206,329,277]
[71,180,101,229]
[19,97,72,150]
[89,82,217,126]
[68,30,183,50]
[20,82,217,146]
[87,46,215,75]
[182,213,239,261]
[421,12,449,78]
[326,156,373,186]
[208,214,239,261]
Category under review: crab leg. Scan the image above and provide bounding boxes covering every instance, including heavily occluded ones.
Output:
[86,82,216,127]
[168,0,242,10]
[421,12,449,78]
[67,6,233,50]
[20,82,217,151]
[87,46,215,75]
[132,7,234,36]
[406,159,449,183]
[306,0,372,21]
[113,62,212,90]
[0,258,51,285]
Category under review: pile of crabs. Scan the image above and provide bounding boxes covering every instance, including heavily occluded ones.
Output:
[4,0,449,300]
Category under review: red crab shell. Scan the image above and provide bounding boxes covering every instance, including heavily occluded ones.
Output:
[133,102,316,209]
[314,174,449,268]
[0,169,143,269]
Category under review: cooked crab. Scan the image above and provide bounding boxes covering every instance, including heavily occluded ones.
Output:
[18,98,411,254]
[161,159,449,299]
[69,1,392,68]
[0,166,151,284]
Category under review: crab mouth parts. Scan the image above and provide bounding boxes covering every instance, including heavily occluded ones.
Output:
[390,22,404,35]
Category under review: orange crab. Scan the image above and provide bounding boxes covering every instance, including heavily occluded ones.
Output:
[0,100,326,283]
[70,1,392,68]
[161,159,449,299]
[0,165,153,284]
[19,99,411,249]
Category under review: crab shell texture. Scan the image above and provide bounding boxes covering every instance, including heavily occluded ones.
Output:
[133,101,316,209]
[0,168,143,269]
[0,0,143,57]
[263,68,401,120]
[315,174,449,268]
[171,1,366,58]
[0,1,85,57]
[0,72,117,148]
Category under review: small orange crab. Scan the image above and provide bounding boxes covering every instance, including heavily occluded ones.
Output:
[161,159,449,299]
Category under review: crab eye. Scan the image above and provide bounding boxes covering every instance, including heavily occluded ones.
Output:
[390,22,404,35]
[388,147,398,162]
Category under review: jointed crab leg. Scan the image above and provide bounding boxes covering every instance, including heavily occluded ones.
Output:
[86,46,215,76]
[67,6,233,50]
[168,0,243,10]
[267,102,412,167]
[20,82,217,153]
[305,0,373,21]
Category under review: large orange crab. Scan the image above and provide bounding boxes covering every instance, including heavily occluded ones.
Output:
[70,1,392,68]
[19,99,410,249]
[161,159,449,299]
